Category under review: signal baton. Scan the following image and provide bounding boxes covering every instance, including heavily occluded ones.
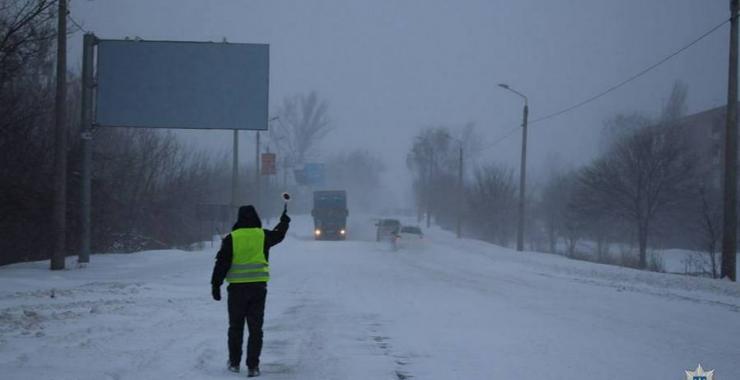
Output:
[281,192,291,213]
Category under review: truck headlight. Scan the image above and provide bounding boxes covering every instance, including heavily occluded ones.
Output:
[340,229,346,235]
[314,229,321,236]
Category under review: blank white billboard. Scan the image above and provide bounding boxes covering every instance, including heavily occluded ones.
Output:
[95,40,269,130]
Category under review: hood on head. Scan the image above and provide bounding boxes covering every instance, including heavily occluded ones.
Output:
[233,205,262,230]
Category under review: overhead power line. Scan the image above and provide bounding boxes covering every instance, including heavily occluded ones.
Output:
[530,16,731,125]
[480,16,731,152]
[480,126,519,152]
[68,14,88,34]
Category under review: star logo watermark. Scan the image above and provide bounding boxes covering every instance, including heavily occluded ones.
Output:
[685,364,714,380]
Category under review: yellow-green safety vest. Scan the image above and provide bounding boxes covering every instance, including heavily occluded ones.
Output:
[226,228,270,283]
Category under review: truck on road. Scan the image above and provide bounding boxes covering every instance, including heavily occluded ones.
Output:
[311,190,348,240]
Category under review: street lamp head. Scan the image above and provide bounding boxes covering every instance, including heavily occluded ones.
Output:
[498,83,527,104]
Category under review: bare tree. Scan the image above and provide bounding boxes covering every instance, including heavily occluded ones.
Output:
[578,117,695,269]
[561,203,583,257]
[598,113,650,151]
[0,0,58,265]
[540,173,568,254]
[693,183,722,278]
[0,0,57,90]
[271,91,331,166]
[465,164,517,246]
[661,80,688,123]
[91,128,227,252]
[407,127,455,226]
[0,1,243,264]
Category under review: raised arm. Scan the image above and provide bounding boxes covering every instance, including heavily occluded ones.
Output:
[264,211,290,248]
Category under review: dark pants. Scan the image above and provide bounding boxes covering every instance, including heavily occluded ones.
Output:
[227,282,267,369]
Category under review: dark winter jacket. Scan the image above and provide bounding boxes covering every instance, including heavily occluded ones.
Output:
[211,205,290,286]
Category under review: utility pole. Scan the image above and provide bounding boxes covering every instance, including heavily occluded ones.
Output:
[426,156,432,228]
[232,130,239,209]
[456,144,463,239]
[79,33,95,265]
[722,0,739,282]
[517,102,529,252]
[498,83,529,252]
[51,0,68,270]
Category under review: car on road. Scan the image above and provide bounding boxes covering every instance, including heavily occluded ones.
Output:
[375,218,400,242]
[397,225,424,249]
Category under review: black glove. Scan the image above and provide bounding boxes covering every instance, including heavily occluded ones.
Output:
[211,285,221,301]
[280,211,291,223]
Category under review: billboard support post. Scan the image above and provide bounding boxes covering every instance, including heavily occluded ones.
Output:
[255,131,261,208]
[79,33,96,265]
[232,130,239,209]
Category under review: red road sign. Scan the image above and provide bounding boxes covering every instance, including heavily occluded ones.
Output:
[261,153,276,175]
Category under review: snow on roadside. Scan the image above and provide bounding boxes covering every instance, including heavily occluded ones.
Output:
[0,215,739,379]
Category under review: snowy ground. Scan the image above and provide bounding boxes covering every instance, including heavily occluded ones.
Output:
[550,239,737,277]
[1,215,740,379]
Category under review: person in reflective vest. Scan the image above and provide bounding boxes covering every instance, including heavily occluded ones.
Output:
[211,205,290,377]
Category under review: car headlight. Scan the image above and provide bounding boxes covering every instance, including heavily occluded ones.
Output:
[314,229,321,236]
[340,229,346,235]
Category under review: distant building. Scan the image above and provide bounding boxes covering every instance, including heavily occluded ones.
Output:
[674,104,738,187]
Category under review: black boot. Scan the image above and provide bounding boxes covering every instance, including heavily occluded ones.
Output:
[247,367,260,377]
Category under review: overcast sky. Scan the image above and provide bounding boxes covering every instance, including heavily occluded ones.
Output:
[68,0,731,205]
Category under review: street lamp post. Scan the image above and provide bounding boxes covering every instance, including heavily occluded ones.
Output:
[498,83,528,252]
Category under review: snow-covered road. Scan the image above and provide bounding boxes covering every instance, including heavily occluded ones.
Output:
[1,216,739,379]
